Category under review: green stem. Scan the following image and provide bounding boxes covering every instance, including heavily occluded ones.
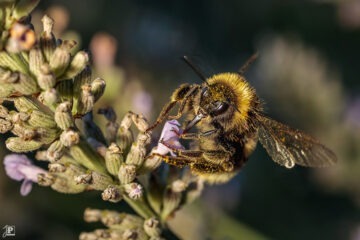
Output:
[123,195,156,219]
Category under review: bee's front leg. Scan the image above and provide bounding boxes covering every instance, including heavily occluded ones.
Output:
[171,129,217,140]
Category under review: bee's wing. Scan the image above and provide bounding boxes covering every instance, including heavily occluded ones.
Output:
[257,115,337,168]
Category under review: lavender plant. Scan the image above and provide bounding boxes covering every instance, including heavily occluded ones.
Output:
[0,1,203,239]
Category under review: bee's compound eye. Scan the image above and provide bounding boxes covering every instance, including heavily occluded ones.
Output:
[211,101,229,116]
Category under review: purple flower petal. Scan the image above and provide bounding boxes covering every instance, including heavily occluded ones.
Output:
[3,154,47,196]
[154,120,185,156]
[20,180,33,196]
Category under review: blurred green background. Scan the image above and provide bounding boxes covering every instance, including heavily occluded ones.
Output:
[1,0,360,239]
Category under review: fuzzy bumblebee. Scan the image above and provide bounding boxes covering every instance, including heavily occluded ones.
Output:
[147,55,337,184]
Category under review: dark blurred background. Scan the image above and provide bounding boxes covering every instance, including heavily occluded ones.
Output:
[0,0,360,239]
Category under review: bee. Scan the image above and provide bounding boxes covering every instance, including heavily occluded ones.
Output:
[147,54,337,183]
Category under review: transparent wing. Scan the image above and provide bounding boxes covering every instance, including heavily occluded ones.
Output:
[257,115,337,168]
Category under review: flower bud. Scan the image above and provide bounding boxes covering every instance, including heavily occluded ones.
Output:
[138,154,162,174]
[28,110,57,128]
[59,51,89,80]
[51,175,85,194]
[118,164,136,184]
[143,218,161,238]
[126,142,146,168]
[84,208,102,222]
[37,173,55,186]
[13,73,39,95]
[123,182,143,200]
[60,129,80,147]
[105,143,123,176]
[76,84,94,115]
[0,52,26,73]
[131,112,149,132]
[0,84,14,98]
[49,40,76,77]
[54,102,74,130]
[100,210,123,226]
[46,140,65,162]
[161,188,182,221]
[102,185,123,203]
[37,64,56,90]
[0,119,12,133]
[40,15,56,61]
[6,137,42,152]
[117,126,133,151]
[48,163,66,173]
[42,88,60,106]
[69,141,107,173]
[14,96,39,112]
[91,77,106,102]
[29,47,45,78]
[89,171,114,191]
[55,79,73,103]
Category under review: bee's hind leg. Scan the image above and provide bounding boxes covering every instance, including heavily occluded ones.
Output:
[147,153,194,168]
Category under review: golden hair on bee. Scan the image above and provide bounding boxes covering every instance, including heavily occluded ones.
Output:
[206,72,258,130]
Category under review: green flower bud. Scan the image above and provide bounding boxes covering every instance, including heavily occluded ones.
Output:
[59,51,89,80]
[6,137,42,152]
[83,208,102,222]
[56,79,73,104]
[40,15,56,61]
[48,163,66,173]
[143,218,161,238]
[42,88,60,107]
[37,64,56,90]
[126,142,146,168]
[117,126,133,151]
[161,188,182,221]
[28,110,57,128]
[102,185,123,203]
[118,164,136,184]
[46,140,65,162]
[14,96,39,112]
[131,112,149,133]
[76,84,94,115]
[91,77,106,102]
[60,129,80,147]
[105,143,123,176]
[0,118,12,133]
[49,40,75,77]
[13,73,39,95]
[54,102,74,130]
[37,173,55,186]
[29,47,45,78]
[90,171,114,191]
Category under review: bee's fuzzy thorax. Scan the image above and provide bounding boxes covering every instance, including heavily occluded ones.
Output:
[207,72,258,129]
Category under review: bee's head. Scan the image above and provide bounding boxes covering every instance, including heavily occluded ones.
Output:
[198,83,232,118]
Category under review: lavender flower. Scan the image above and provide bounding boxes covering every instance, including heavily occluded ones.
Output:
[153,120,184,156]
[4,154,47,196]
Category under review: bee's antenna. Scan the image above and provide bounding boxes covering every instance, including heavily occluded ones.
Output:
[228,102,241,114]
[238,52,259,75]
[183,56,210,86]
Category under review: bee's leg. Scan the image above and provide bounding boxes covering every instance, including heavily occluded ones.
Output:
[146,101,177,132]
[148,153,195,168]
[190,161,228,174]
[172,129,217,140]
[167,99,188,120]
[146,84,199,132]
[201,150,234,172]
[159,139,204,157]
